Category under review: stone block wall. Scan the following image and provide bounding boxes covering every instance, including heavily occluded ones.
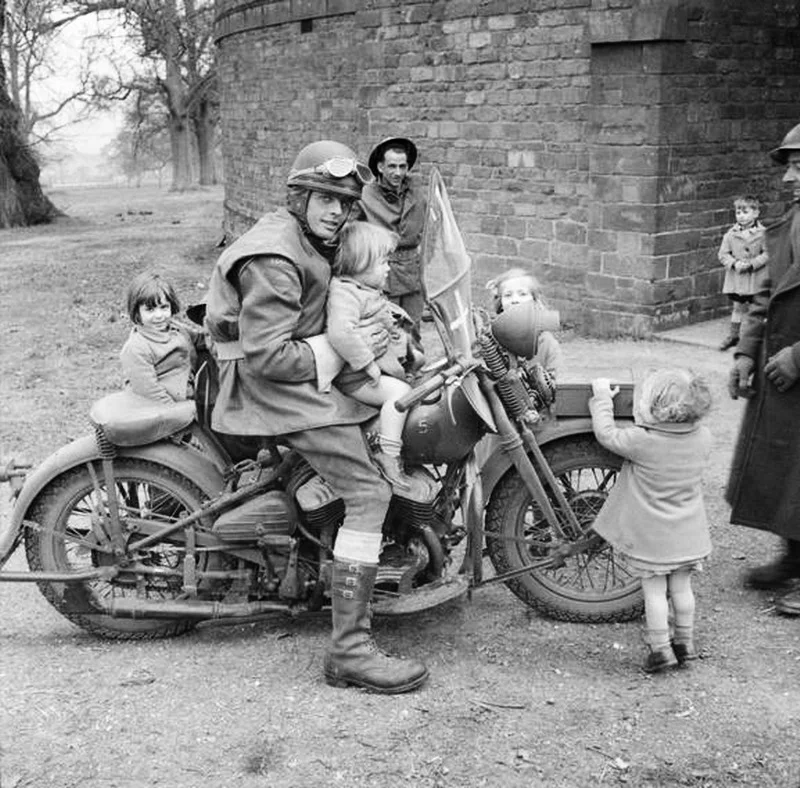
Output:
[214,0,800,335]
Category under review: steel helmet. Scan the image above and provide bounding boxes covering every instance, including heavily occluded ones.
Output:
[368,137,418,177]
[286,140,373,200]
[770,122,800,164]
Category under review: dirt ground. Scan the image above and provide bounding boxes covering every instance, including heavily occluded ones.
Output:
[1,186,799,788]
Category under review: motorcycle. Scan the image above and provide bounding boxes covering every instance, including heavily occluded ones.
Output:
[0,170,643,640]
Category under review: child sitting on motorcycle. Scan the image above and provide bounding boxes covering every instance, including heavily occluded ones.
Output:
[120,271,201,405]
[486,266,563,380]
[325,221,423,491]
[589,368,713,673]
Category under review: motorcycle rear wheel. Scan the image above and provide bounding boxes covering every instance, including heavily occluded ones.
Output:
[485,436,644,623]
[25,458,210,640]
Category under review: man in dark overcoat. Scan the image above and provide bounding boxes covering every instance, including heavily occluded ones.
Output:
[728,121,800,614]
[360,137,427,333]
[204,140,428,692]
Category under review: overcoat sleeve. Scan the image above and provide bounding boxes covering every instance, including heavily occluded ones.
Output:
[237,256,318,382]
[589,394,648,462]
[326,282,375,371]
[718,228,736,269]
[736,267,770,360]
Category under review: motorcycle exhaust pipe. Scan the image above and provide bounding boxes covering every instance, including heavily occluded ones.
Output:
[105,597,291,621]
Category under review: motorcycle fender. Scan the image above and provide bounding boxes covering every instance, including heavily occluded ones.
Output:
[1,433,227,563]
[472,416,634,515]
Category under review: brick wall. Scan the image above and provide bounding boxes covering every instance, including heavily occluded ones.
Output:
[214,0,800,335]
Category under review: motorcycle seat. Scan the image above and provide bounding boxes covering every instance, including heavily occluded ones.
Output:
[89,390,196,447]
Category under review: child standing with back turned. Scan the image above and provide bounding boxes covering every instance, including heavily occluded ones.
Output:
[589,368,713,673]
[717,195,768,351]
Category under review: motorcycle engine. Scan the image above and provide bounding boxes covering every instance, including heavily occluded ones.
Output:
[213,490,296,541]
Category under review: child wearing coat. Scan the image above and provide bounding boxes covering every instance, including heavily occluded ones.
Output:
[326,221,422,491]
[717,195,768,351]
[486,266,563,380]
[120,271,200,405]
[589,368,713,673]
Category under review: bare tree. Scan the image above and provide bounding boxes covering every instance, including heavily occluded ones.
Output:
[107,91,170,186]
[0,0,60,226]
[4,0,97,146]
[64,0,217,191]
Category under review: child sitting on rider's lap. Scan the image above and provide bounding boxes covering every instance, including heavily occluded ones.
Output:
[589,368,713,674]
[120,270,202,405]
[325,221,422,491]
[487,267,563,380]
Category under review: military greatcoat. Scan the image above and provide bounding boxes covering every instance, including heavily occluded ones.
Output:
[727,204,800,539]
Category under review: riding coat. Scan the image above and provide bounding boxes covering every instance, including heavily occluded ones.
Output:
[727,203,800,539]
[204,209,375,437]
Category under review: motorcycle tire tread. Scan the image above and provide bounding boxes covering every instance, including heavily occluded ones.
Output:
[25,460,204,641]
[485,436,644,624]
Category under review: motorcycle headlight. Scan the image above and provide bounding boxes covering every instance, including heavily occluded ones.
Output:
[490,302,560,359]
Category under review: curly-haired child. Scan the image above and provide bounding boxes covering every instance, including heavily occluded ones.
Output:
[589,368,713,673]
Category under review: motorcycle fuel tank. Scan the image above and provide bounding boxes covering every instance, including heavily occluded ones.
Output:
[402,382,488,464]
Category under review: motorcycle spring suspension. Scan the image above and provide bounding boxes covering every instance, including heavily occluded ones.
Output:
[477,332,528,420]
[94,425,117,459]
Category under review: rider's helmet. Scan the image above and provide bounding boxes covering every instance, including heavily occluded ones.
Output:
[770,122,800,164]
[286,141,373,232]
[287,140,372,201]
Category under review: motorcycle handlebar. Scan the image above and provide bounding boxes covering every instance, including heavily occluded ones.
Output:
[394,359,473,413]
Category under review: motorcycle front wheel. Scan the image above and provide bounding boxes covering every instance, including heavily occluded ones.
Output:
[485,436,644,623]
[25,458,211,640]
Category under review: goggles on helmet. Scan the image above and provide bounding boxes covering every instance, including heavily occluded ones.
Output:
[291,157,374,186]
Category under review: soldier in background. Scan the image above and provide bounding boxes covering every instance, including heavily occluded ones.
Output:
[360,137,427,335]
[727,122,800,615]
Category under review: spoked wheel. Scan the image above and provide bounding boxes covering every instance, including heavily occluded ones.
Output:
[25,458,213,639]
[485,437,644,623]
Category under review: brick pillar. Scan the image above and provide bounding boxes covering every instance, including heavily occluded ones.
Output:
[585,1,691,336]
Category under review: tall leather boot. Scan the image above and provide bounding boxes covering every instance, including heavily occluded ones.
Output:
[718,322,740,351]
[324,559,429,694]
[745,539,800,589]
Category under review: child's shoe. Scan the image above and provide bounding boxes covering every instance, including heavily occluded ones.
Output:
[672,641,699,664]
[373,452,413,492]
[643,645,678,673]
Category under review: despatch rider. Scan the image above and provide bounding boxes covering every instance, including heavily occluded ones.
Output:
[204,140,429,693]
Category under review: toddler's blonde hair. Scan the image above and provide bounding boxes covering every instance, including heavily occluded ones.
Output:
[486,266,546,313]
[636,368,712,425]
[334,221,398,279]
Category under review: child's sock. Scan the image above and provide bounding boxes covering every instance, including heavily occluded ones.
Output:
[645,628,671,651]
[672,625,694,646]
[379,435,402,457]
